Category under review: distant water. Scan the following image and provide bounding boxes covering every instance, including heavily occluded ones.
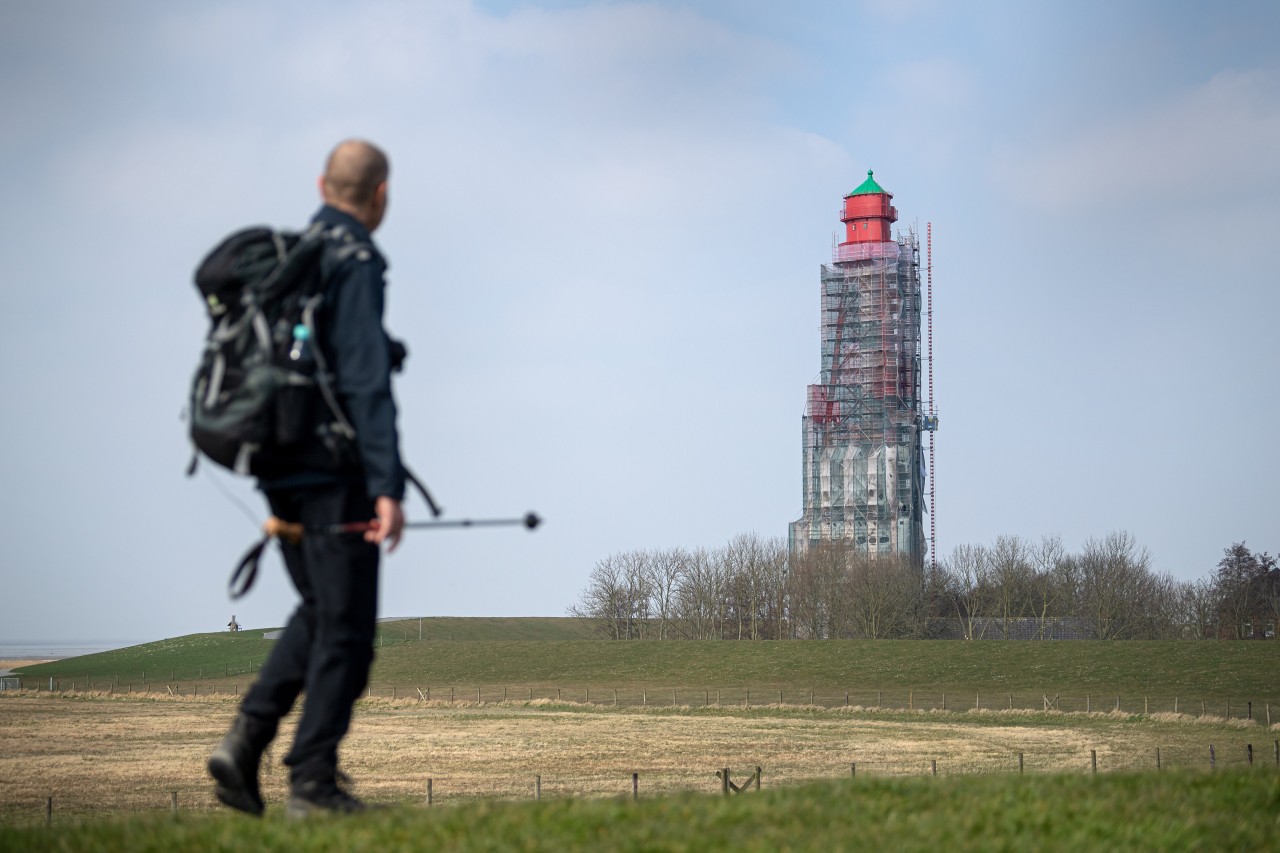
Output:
[0,640,147,660]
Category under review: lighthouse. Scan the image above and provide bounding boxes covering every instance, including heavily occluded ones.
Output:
[789,171,926,559]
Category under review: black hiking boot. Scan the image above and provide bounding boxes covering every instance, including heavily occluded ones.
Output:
[286,775,366,819]
[207,714,270,816]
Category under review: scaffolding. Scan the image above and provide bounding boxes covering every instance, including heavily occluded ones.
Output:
[789,230,926,559]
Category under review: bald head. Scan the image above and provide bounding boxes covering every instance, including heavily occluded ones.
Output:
[320,139,390,231]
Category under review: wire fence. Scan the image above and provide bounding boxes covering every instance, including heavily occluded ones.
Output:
[10,678,1278,726]
[6,740,1279,828]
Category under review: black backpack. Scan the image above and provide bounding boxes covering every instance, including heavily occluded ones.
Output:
[187,222,365,477]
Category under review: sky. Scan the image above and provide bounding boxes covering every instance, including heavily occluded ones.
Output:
[1,1,1277,643]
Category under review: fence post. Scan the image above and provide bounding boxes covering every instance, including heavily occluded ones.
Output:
[1156,747,1161,770]
[1008,693,1012,710]
[877,690,882,709]
[46,797,52,826]
[1091,750,1097,774]
[755,766,762,790]
[171,791,178,813]
[851,762,856,777]
[909,690,913,711]
[931,759,937,776]
[632,772,639,801]
[426,779,433,806]
[614,689,618,707]
[942,692,947,710]
[975,692,980,711]
[1018,753,1024,774]
[1247,744,1253,767]
[722,767,730,797]
[1209,745,1215,770]
[1144,697,1148,715]
[1247,701,1252,720]
[535,775,541,801]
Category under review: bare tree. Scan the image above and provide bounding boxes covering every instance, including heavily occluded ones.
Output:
[1076,531,1155,639]
[673,547,723,640]
[943,543,992,640]
[1178,577,1219,640]
[845,552,924,638]
[645,548,687,640]
[1028,535,1068,639]
[787,542,850,639]
[723,533,780,640]
[987,535,1035,638]
[568,554,629,639]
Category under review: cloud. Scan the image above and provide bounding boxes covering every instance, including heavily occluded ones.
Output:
[992,68,1280,211]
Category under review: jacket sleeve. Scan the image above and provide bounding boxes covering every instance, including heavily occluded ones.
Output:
[325,253,406,501]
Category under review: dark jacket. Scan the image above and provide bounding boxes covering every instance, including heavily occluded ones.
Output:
[258,205,406,501]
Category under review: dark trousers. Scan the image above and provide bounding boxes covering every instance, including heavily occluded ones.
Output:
[239,480,379,783]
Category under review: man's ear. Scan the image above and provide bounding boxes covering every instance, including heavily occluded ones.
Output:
[317,175,327,199]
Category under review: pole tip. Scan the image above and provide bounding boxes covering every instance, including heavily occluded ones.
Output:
[523,512,542,530]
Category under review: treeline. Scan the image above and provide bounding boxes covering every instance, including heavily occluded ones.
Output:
[569,533,1279,641]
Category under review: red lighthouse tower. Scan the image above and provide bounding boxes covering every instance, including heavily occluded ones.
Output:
[840,170,898,245]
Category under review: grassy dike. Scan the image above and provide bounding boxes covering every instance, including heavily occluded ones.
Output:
[7,771,1277,852]
[15,629,1280,701]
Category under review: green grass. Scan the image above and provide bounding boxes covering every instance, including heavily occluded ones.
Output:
[10,631,278,683]
[374,616,598,642]
[14,635,1280,708]
[6,771,1277,852]
[364,639,1280,698]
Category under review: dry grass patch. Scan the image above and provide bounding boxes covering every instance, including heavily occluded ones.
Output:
[0,692,1268,824]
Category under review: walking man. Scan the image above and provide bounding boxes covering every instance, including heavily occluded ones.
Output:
[208,139,407,818]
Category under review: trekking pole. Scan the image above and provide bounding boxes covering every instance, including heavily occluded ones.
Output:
[229,512,540,598]
[263,513,541,543]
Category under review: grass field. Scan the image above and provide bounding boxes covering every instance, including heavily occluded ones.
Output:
[13,631,1280,718]
[3,758,1276,851]
[3,628,1277,850]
